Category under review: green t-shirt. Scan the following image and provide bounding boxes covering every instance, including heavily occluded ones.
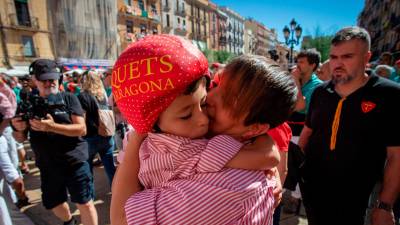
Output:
[300,73,323,114]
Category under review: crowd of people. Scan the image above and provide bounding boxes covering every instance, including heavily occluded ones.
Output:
[0,26,398,225]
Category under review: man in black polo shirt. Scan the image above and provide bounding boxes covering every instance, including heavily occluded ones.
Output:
[11,59,98,225]
[298,27,400,225]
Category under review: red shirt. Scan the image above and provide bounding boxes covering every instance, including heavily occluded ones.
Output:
[267,122,292,152]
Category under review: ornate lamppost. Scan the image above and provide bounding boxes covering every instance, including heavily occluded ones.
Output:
[283,18,302,64]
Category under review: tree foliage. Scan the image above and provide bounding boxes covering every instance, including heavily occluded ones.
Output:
[201,49,236,64]
[301,26,333,62]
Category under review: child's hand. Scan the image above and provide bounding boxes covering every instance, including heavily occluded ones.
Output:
[264,167,282,208]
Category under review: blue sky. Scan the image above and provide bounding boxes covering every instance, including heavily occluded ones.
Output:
[213,0,365,47]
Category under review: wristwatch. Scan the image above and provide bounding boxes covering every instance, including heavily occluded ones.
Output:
[375,200,393,212]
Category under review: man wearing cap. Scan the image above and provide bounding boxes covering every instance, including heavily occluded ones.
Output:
[11,59,98,225]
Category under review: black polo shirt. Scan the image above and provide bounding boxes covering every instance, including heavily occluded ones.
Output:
[29,92,88,168]
[303,74,400,205]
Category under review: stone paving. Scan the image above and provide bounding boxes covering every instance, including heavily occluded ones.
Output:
[19,145,308,225]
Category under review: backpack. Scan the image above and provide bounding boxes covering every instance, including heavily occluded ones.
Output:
[94,96,115,137]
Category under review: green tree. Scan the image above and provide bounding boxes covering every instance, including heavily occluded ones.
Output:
[213,50,236,64]
[301,26,333,62]
[200,49,236,64]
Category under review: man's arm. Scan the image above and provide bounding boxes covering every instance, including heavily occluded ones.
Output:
[29,114,86,137]
[11,117,28,142]
[372,146,400,225]
[291,68,306,112]
[110,132,145,225]
[298,125,313,151]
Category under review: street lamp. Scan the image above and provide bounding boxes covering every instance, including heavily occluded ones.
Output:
[283,18,302,64]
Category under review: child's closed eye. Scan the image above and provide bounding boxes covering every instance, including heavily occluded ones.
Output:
[180,114,192,120]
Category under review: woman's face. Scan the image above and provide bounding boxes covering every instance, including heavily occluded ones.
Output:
[206,72,249,140]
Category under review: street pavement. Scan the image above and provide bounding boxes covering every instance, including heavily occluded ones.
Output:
[19,145,308,225]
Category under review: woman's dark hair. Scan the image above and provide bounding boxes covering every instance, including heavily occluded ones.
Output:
[221,55,298,128]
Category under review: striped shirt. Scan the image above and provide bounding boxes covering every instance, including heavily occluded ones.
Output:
[125,133,275,225]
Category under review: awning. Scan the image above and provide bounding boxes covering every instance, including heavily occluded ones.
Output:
[57,58,114,71]
[62,65,109,71]
[0,66,30,77]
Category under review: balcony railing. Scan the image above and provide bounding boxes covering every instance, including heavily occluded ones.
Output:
[8,14,39,30]
[163,26,173,33]
[175,10,186,17]
[122,5,150,19]
[126,33,135,42]
[163,5,171,12]
[174,27,187,36]
[148,11,160,22]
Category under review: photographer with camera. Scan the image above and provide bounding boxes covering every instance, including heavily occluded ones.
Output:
[11,59,98,225]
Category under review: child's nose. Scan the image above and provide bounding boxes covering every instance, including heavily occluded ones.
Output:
[197,110,209,126]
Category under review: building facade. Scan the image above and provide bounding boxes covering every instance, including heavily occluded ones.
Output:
[0,0,54,72]
[160,0,188,38]
[358,0,400,60]
[216,8,227,51]
[265,28,277,51]
[276,43,289,70]
[186,0,210,51]
[244,19,257,54]
[117,0,161,52]
[220,7,244,55]
[208,1,218,50]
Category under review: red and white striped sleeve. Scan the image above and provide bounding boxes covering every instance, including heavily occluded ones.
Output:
[197,135,243,173]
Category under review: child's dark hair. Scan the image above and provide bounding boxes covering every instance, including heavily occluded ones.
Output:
[153,76,209,132]
[222,55,298,129]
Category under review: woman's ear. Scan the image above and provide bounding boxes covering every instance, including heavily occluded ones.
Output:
[241,123,270,140]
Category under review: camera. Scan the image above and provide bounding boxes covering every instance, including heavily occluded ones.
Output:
[17,93,65,121]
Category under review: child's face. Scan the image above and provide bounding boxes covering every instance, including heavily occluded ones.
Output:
[206,72,249,140]
[157,81,209,139]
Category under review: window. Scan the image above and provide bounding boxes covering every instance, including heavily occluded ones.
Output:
[138,0,144,11]
[176,0,179,10]
[183,20,186,29]
[22,36,35,57]
[124,0,131,6]
[181,3,185,12]
[14,0,31,26]
[165,0,168,7]
[166,14,170,27]
[126,20,133,33]
[151,4,157,14]
[177,18,180,24]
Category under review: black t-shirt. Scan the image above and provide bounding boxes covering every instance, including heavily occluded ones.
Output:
[78,91,108,137]
[303,74,400,202]
[29,92,88,167]
[78,92,99,137]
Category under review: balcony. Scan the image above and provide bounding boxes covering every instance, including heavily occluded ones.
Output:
[175,10,186,17]
[148,11,160,23]
[174,27,187,36]
[163,5,171,12]
[126,33,135,42]
[121,5,149,20]
[163,26,173,33]
[8,14,39,30]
